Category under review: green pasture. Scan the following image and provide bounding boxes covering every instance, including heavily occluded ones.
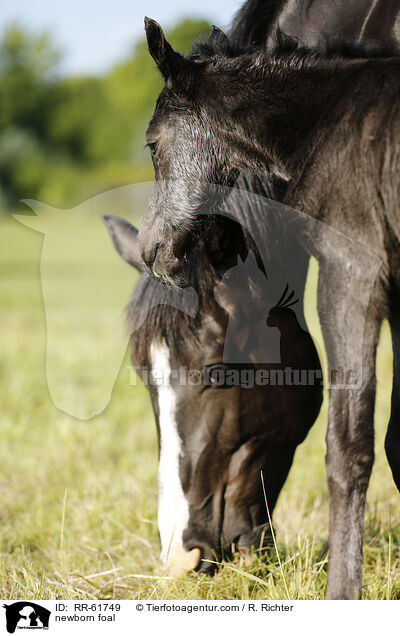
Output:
[0,213,398,600]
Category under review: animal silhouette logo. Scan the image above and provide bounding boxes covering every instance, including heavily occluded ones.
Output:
[3,602,50,633]
[214,251,297,364]
[11,181,383,421]
[12,186,198,419]
[266,283,321,370]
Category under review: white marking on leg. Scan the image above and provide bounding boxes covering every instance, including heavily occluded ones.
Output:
[150,340,190,567]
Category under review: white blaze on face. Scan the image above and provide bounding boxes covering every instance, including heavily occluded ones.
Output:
[150,340,198,574]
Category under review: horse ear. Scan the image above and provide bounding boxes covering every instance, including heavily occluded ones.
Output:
[209,25,230,53]
[359,0,399,42]
[237,254,244,265]
[144,17,183,80]
[102,215,144,272]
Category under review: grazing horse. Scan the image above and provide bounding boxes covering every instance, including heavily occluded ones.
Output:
[136,15,400,598]
[103,215,322,575]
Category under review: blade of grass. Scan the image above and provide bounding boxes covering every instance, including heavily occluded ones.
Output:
[261,471,290,600]
[60,488,68,574]
[202,560,269,586]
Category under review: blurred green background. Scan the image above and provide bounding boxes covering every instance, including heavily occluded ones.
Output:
[0,18,210,213]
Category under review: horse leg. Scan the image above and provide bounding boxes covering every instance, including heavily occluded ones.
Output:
[385,316,400,491]
[318,267,381,599]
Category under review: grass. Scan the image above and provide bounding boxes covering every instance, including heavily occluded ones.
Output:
[0,211,399,600]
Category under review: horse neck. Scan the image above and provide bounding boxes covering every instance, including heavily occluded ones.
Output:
[220,57,367,180]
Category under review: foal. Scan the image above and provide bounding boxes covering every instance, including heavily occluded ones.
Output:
[103,214,322,575]
[137,20,400,598]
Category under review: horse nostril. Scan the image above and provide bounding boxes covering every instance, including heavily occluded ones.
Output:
[141,242,160,271]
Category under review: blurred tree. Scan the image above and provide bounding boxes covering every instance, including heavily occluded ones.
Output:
[0,23,60,135]
[106,19,210,161]
[47,77,128,164]
[0,18,211,210]
[0,24,62,206]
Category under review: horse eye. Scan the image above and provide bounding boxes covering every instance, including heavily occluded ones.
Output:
[146,141,158,154]
[202,363,233,392]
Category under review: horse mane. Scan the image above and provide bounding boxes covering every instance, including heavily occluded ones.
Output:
[191,27,399,65]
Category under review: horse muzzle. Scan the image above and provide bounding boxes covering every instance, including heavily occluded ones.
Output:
[139,234,190,286]
[162,546,201,576]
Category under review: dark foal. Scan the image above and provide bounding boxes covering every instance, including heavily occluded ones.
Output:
[137,17,400,598]
[103,215,322,575]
